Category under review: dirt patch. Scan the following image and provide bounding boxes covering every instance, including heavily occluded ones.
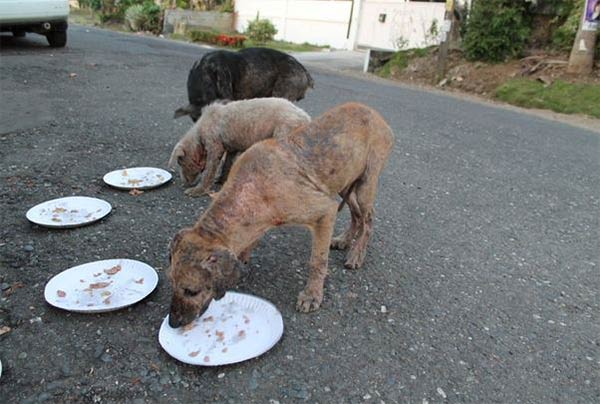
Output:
[386,48,600,97]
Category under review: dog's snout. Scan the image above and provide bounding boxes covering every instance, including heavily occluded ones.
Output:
[168,314,182,328]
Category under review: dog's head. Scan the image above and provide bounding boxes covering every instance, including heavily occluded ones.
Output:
[167,137,207,187]
[167,228,242,328]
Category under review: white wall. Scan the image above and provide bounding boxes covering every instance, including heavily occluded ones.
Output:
[356,0,446,51]
[235,0,456,51]
[235,0,354,49]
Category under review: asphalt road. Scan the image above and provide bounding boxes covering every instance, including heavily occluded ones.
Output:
[1,25,599,403]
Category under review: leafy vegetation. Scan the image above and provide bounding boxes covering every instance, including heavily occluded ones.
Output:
[124,1,161,33]
[495,79,600,118]
[189,30,246,47]
[463,0,531,62]
[245,17,277,44]
[376,48,433,78]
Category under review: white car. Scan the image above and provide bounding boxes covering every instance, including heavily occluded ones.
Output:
[0,0,69,47]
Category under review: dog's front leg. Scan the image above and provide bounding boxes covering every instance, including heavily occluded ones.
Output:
[185,143,225,197]
[296,205,337,313]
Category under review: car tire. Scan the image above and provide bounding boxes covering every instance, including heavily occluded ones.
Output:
[46,30,67,48]
[12,31,26,38]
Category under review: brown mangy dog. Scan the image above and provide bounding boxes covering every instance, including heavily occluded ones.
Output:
[168,98,310,197]
[167,103,394,328]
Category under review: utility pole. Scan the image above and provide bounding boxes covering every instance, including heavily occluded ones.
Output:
[436,0,455,81]
[567,0,599,75]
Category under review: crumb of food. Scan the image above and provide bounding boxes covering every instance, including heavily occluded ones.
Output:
[157,174,164,179]
[216,330,225,341]
[70,209,79,213]
[51,217,62,222]
[181,322,195,332]
[202,316,214,322]
[134,278,144,284]
[80,279,85,283]
[203,356,210,363]
[103,297,111,305]
[122,170,128,176]
[89,281,112,289]
[238,330,246,338]
[52,207,67,214]
[93,272,101,277]
[127,179,143,186]
[57,290,66,298]
[129,188,144,196]
[87,303,95,307]
[221,347,228,353]
[103,265,122,275]
[189,351,200,357]
[85,213,93,218]
[75,300,80,304]
[96,209,101,212]
[100,291,111,297]
[243,315,250,324]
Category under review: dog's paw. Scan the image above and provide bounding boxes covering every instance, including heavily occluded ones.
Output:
[344,249,366,270]
[184,187,207,198]
[296,290,322,313]
[330,236,349,250]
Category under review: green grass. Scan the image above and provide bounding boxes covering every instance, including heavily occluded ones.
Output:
[495,79,600,119]
[244,39,329,53]
[376,47,433,78]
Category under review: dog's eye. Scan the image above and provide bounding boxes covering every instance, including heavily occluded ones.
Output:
[184,288,200,297]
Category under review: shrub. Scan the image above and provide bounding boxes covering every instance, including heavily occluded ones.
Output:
[245,17,277,43]
[463,0,531,62]
[124,1,161,33]
[125,4,145,31]
[140,0,161,33]
[189,30,246,47]
[78,0,102,10]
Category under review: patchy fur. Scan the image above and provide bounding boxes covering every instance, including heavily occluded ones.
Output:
[168,97,311,196]
[174,48,314,122]
[168,103,394,327]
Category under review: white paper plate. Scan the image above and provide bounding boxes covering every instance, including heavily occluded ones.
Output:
[159,292,284,366]
[26,196,112,228]
[103,167,172,190]
[44,259,159,313]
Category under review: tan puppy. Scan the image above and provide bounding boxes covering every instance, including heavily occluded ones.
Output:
[168,98,311,197]
[167,103,394,328]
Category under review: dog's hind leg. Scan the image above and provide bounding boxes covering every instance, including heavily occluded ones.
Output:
[344,159,387,270]
[331,188,361,250]
[296,202,338,313]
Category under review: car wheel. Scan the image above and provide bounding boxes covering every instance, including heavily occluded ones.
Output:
[46,30,67,48]
[13,31,26,37]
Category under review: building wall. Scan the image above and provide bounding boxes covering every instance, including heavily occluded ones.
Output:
[234,0,459,51]
[356,0,446,51]
[235,0,355,49]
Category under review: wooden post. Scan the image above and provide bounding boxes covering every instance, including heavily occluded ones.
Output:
[567,0,599,75]
[437,0,455,81]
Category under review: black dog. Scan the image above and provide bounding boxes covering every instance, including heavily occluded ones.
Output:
[174,47,314,122]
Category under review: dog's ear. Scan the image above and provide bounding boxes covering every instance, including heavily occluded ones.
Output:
[168,144,185,170]
[201,249,242,300]
[174,105,193,119]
